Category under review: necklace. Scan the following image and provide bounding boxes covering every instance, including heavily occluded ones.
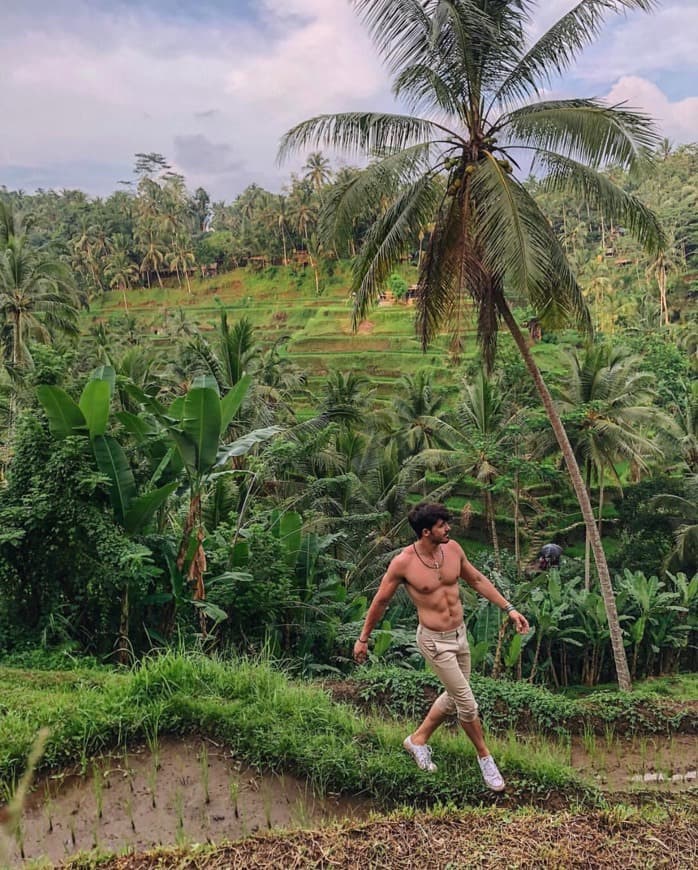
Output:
[412,543,444,570]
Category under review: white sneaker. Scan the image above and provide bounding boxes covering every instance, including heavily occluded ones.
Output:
[478,754,505,791]
[403,735,437,772]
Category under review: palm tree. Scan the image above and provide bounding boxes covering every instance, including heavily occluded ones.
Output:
[0,211,79,370]
[263,195,291,265]
[279,0,665,691]
[652,475,698,576]
[391,369,451,456]
[457,368,512,565]
[303,151,332,193]
[72,218,105,297]
[554,342,670,588]
[104,238,139,310]
[168,234,196,293]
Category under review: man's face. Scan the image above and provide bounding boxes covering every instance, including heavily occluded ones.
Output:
[427,518,450,543]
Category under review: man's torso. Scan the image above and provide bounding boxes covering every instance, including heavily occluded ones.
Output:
[397,541,464,631]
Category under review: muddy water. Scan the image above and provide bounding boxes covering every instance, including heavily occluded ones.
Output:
[570,733,697,791]
[0,737,372,867]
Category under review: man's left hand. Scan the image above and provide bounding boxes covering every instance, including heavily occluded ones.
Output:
[509,610,530,634]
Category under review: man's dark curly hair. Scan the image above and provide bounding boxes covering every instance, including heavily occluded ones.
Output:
[407,502,450,539]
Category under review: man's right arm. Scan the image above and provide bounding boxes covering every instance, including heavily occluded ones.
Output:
[353,559,404,663]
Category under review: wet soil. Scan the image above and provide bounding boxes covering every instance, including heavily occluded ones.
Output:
[571,732,698,791]
[1,731,695,866]
[0,737,371,867]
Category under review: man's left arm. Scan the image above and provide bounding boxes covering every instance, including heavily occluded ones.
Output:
[459,548,530,634]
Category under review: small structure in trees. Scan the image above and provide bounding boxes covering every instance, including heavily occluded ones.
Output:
[200,262,218,278]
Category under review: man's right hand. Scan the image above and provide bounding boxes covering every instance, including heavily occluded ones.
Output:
[353,638,369,663]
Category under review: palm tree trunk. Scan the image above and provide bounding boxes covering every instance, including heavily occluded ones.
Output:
[585,460,592,591]
[12,310,21,367]
[657,262,668,327]
[496,293,632,691]
[514,469,521,574]
[117,583,130,666]
[491,616,507,679]
[485,489,500,568]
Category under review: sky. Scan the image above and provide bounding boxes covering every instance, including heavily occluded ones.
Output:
[2,0,697,202]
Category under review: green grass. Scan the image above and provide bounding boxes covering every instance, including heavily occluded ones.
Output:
[86,265,567,404]
[0,654,594,810]
[351,665,698,738]
[561,672,698,702]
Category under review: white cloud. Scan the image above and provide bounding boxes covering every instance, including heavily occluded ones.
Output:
[0,0,391,198]
[0,0,696,199]
[605,76,698,143]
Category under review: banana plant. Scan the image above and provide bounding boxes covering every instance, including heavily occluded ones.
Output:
[37,366,178,661]
[618,569,686,678]
[37,367,177,533]
[161,375,281,632]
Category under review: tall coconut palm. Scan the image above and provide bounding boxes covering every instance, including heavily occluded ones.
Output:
[262,195,292,265]
[279,0,665,690]
[303,151,332,193]
[104,239,139,311]
[0,218,79,369]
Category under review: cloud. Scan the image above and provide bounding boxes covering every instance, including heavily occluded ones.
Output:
[173,134,244,175]
[605,76,698,144]
[0,0,695,200]
[0,0,392,199]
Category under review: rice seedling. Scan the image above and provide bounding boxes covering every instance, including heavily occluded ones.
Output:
[43,788,54,834]
[92,762,104,820]
[174,789,186,846]
[581,724,597,757]
[604,723,616,751]
[125,795,135,832]
[0,727,49,866]
[638,737,649,772]
[261,783,273,830]
[199,742,210,804]
[229,776,240,818]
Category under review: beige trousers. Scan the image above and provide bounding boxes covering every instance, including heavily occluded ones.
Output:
[416,623,479,722]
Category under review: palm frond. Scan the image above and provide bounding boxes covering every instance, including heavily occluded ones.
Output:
[278,112,446,164]
[352,175,443,324]
[189,334,229,394]
[352,0,432,75]
[495,0,658,104]
[470,154,591,334]
[415,186,470,351]
[318,142,438,252]
[537,151,666,255]
[430,0,525,100]
[502,98,658,169]
[393,63,464,117]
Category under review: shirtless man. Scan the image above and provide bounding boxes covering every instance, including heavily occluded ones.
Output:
[353,502,529,791]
